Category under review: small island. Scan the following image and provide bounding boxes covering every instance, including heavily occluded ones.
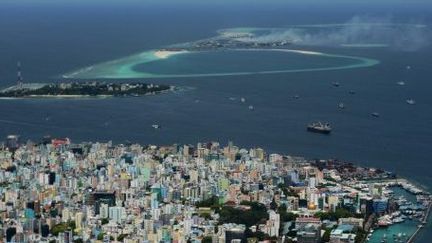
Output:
[0,81,172,98]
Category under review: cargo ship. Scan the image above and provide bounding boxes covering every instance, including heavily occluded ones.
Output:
[307,122,332,134]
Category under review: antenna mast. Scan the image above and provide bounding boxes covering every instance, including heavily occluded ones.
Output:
[17,61,23,88]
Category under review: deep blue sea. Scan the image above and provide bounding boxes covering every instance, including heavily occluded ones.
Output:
[0,1,432,241]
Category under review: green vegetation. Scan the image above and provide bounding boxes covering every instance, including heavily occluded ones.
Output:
[97,232,105,240]
[322,228,333,242]
[196,195,221,212]
[219,201,268,227]
[270,198,278,210]
[355,229,367,243]
[196,195,220,207]
[0,82,171,97]
[278,204,297,222]
[314,208,356,221]
[277,183,299,197]
[287,230,296,238]
[51,223,69,236]
[50,208,58,217]
[202,236,213,243]
[68,221,76,230]
[117,234,128,241]
[245,229,277,242]
[317,183,337,189]
[101,218,109,225]
[200,212,212,220]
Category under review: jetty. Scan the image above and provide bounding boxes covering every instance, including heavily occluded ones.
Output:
[407,202,431,243]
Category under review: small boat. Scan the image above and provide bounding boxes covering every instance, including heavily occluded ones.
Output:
[406,65,411,70]
[240,97,246,103]
[248,105,254,110]
[338,102,345,109]
[397,81,405,86]
[406,99,416,105]
[371,112,380,117]
[332,82,340,87]
[228,97,236,101]
[293,95,300,99]
[393,217,405,223]
[152,124,161,129]
[349,90,356,94]
[307,122,331,134]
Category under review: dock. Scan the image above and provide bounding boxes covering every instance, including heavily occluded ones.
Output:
[407,202,431,243]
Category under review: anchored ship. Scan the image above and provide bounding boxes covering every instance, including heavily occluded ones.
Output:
[307,122,332,134]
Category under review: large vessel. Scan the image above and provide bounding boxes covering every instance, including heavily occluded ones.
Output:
[307,122,332,134]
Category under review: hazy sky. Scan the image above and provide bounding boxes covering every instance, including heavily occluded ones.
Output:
[4,0,432,4]
[2,0,431,18]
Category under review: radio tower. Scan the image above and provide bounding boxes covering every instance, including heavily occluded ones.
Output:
[17,61,23,88]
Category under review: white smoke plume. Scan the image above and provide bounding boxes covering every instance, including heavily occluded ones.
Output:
[237,16,430,51]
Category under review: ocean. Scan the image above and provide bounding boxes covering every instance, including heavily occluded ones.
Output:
[0,1,431,241]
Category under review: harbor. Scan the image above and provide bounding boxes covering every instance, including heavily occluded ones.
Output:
[365,181,432,243]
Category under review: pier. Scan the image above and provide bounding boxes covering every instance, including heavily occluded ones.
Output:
[407,202,431,243]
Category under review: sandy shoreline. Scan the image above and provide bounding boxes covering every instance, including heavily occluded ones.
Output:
[153,49,188,59]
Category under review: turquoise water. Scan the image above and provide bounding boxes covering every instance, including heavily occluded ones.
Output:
[62,26,383,79]
[368,187,420,243]
[63,49,379,79]
[0,3,432,241]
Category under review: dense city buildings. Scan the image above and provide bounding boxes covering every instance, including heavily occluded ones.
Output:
[0,137,430,242]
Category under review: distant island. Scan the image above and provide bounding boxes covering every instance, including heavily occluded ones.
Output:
[0,81,172,98]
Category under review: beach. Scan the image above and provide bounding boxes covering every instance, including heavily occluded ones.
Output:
[153,49,188,59]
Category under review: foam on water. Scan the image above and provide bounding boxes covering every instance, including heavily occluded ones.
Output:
[63,24,409,79]
[63,48,379,79]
